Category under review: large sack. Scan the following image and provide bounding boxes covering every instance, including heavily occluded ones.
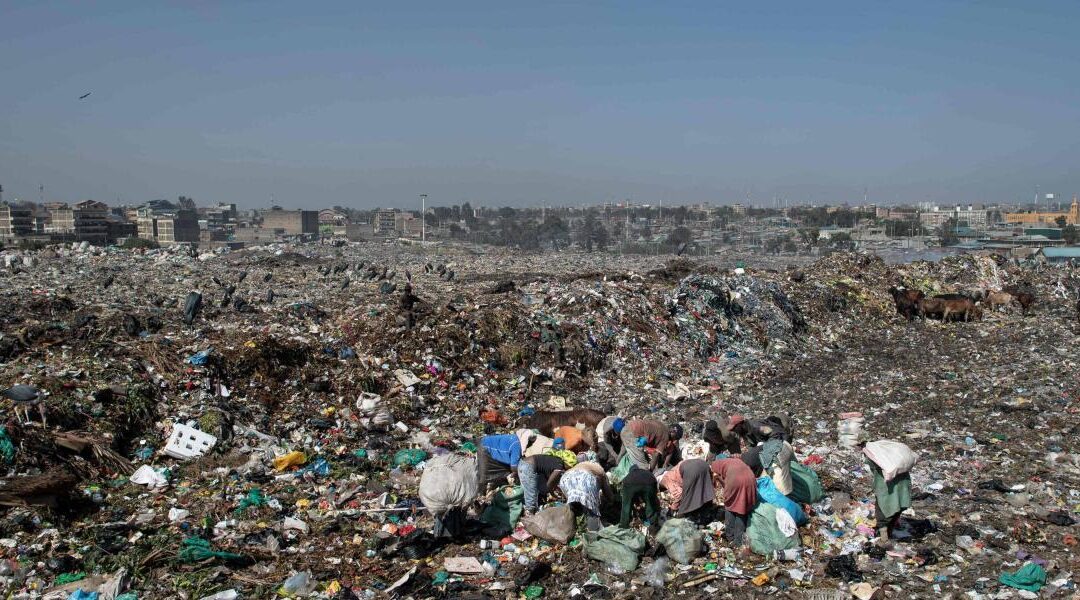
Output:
[862,440,918,482]
[418,454,477,515]
[585,526,647,572]
[481,486,524,533]
[757,477,807,525]
[746,502,800,556]
[788,462,824,504]
[523,504,575,544]
[655,518,703,564]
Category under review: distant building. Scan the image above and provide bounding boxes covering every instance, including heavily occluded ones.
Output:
[876,206,918,220]
[374,209,398,236]
[319,208,348,225]
[731,203,747,216]
[0,202,33,241]
[1036,246,1080,264]
[919,205,995,229]
[259,209,319,235]
[48,200,110,243]
[137,200,200,244]
[1004,198,1080,226]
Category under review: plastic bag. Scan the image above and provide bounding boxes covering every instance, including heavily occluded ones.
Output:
[756,477,807,525]
[584,525,646,572]
[746,502,800,556]
[643,556,670,587]
[607,453,634,486]
[655,518,703,564]
[862,440,918,482]
[419,454,478,514]
[392,448,429,468]
[788,462,824,504]
[523,504,575,544]
[481,486,524,533]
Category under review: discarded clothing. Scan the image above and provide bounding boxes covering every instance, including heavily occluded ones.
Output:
[998,562,1046,592]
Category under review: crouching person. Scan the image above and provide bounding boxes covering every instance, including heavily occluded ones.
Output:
[519,454,567,516]
[710,457,757,546]
[558,461,610,532]
[419,453,479,539]
[476,430,532,495]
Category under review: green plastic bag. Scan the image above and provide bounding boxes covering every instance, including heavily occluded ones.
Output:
[393,448,429,468]
[788,462,824,505]
[607,453,634,486]
[746,503,800,556]
[656,518,703,564]
[178,536,245,563]
[481,486,523,532]
[584,525,646,572]
[0,426,15,464]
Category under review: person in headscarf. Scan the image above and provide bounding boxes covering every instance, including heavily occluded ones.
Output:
[618,419,682,470]
[658,458,716,519]
[594,416,624,469]
[558,461,609,531]
[619,466,661,532]
[703,414,746,456]
[710,458,758,545]
[519,454,567,516]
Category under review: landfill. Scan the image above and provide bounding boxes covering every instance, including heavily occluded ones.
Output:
[0,241,1077,599]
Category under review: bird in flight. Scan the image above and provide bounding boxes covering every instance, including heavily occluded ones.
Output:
[79,92,91,99]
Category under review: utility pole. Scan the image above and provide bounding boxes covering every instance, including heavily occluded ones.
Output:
[420,194,427,243]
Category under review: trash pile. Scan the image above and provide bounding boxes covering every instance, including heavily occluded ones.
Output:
[0,242,1076,599]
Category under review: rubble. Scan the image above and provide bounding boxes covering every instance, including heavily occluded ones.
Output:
[0,242,1077,598]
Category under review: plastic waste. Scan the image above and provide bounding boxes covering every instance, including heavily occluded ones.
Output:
[644,557,670,588]
[280,571,316,596]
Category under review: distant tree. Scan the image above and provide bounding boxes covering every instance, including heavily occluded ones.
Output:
[667,226,693,248]
[1055,215,1068,228]
[121,237,159,250]
[782,238,798,254]
[498,206,517,219]
[578,212,611,252]
[539,216,570,249]
[797,227,820,247]
[938,218,960,247]
[1063,224,1078,245]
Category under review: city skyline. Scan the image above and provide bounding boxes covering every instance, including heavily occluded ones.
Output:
[4,2,1080,207]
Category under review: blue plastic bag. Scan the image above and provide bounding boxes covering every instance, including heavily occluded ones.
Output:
[757,477,807,525]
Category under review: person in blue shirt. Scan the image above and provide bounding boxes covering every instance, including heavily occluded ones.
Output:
[476,431,531,495]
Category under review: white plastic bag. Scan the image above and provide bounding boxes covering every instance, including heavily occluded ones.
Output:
[419,454,478,515]
[862,440,918,482]
[775,506,797,537]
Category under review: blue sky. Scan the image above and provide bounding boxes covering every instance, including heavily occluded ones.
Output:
[2,1,1079,208]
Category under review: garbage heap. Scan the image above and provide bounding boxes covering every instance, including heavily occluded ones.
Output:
[0,244,1075,599]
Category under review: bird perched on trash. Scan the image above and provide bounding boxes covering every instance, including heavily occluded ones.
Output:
[2,384,47,426]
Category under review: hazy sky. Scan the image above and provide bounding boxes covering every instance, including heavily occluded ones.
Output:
[2,2,1079,209]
